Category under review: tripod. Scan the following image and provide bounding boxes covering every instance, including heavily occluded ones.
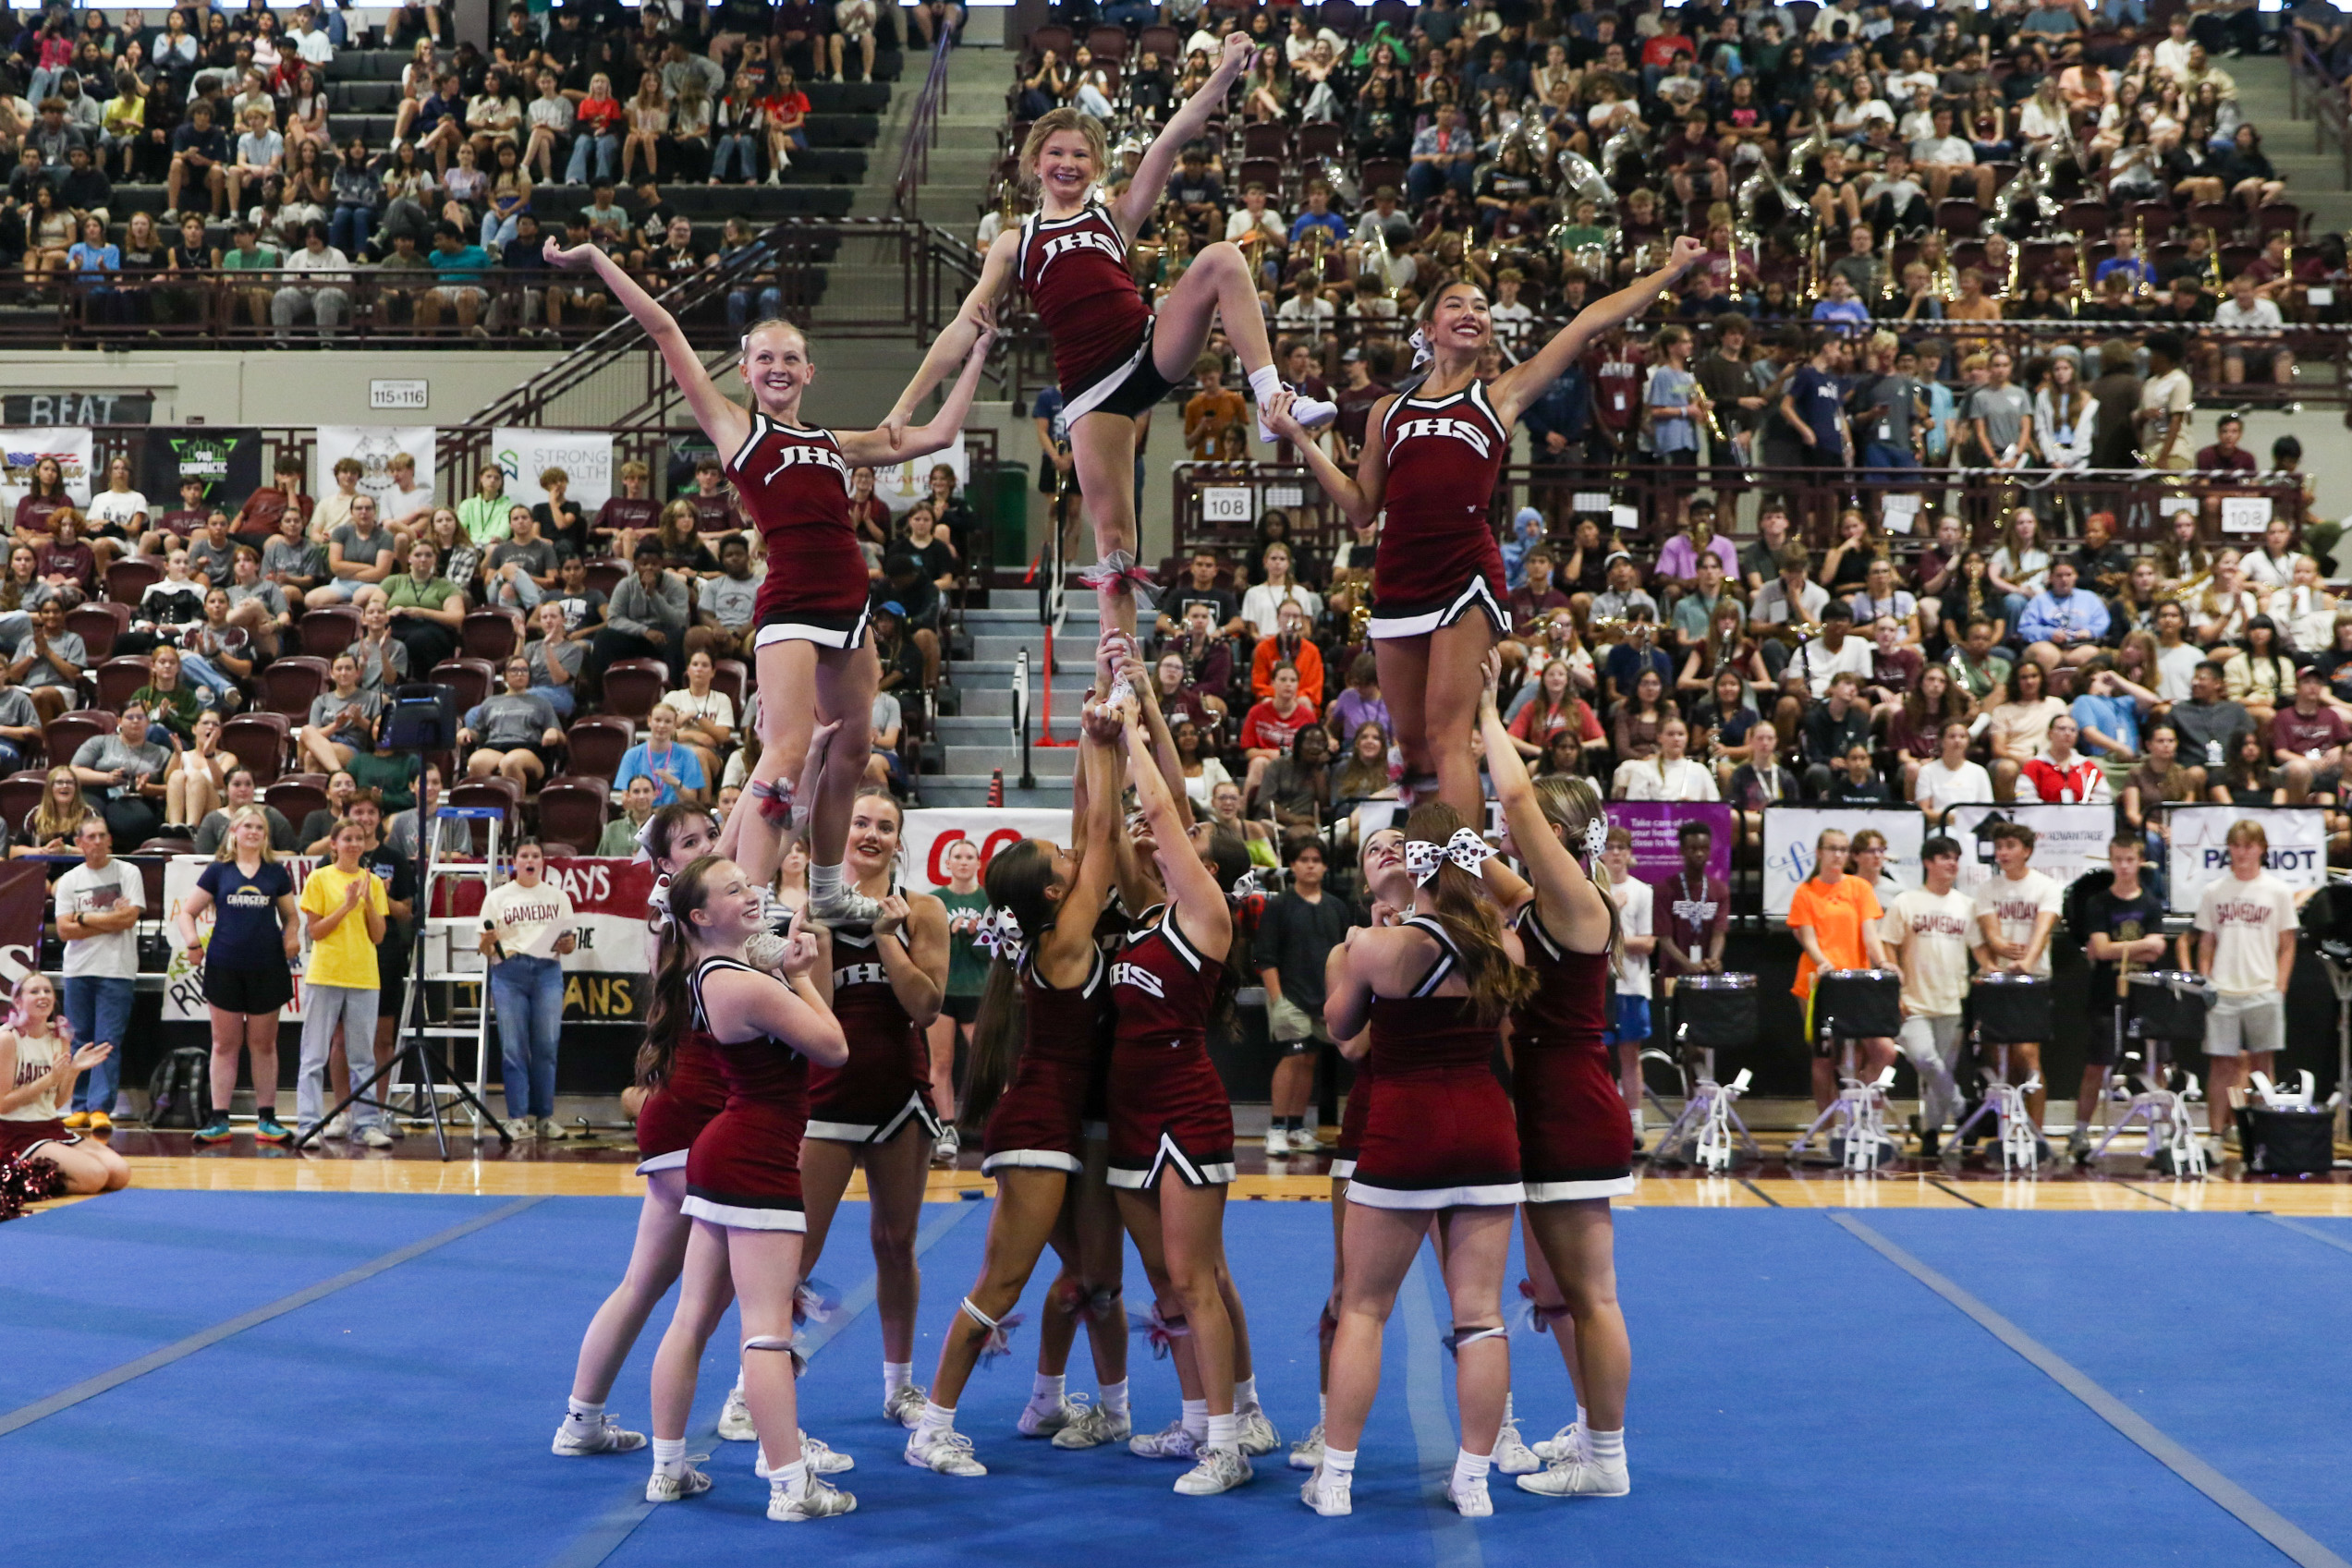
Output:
[2089,1021,2206,1177]
[295,754,512,1161]
[1788,1025,1897,1173]
[1948,1032,2046,1174]
[1651,1033,1761,1172]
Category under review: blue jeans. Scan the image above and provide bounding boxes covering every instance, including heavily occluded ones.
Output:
[727,285,783,327]
[529,683,576,719]
[713,133,761,182]
[566,131,619,184]
[481,210,521,251]
[491,954,565,1119]
[331,202,374,257]
[177,651,237,711]
[1862,442,1916,474]
[64,975,134,1113]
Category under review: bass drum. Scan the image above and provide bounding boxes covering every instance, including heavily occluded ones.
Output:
[1971,972,2053,1045]
[1674,972,1757,1051]
[1813,968,1903,1039]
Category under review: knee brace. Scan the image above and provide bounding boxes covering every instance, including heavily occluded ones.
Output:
[741,1334,807,1376]
[1084,1283,1123,1323]
[1442,1323,1507,1356]
[959,1295,1026,1365]
[1134,1303,1189,1359]
[1317,1300,1340,1342]
[791,1279,839,1329]
[1516,1277,1572,1335]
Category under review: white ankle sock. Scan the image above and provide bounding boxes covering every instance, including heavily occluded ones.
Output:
[1588,1427,1626,1465]
[1576,1404,1590,1440]
[1030,1372,1066,1409]
[1247,365,1283,403]
[1318,1391,1328,1421]
[1180,1397,1208,1440]
[1206,1412,1237,1449]
[810,861,845,903]
[734,1366,747,1392]
[566,1397,603,1424]
[1101,1379,1129,1417]
[1452,1447,1492,1492]
[773,1458,808,1492]
[915,1399,955,1440]
[1322,1444,1357,1475]
[652,1436,686,1472]
[1234,1374,1259,1412]
[884,1360,913,1396]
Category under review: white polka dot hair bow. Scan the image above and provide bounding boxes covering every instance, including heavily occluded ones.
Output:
[1407,827,1496,885]
[971,907,1027,966]
[1584,814,1608,863]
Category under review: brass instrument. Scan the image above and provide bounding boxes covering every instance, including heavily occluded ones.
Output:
[1879,224,1899,310]
[1709,611,1742,674]
[2005,230,2021,297]
[2132,215,2152,302]
[1769,618,1824,647]
[1347,599,1371,648]
[2155,567,2212,605]
[2206,227,2224,289]
[2073,231,2092,309]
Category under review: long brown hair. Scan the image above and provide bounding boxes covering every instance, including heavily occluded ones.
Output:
[636,854,724,1088]
[1403,802,1532,1024]
[957,839,1061,1133]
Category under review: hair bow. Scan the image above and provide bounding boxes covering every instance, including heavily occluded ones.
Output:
[1407,324,1434,371]
[632,811,662,863]
[1230,869,1263,900]
[971,906,1026,966]
[1406,827,1495,885]
[1079,550,1160,611]
[647,873,676,936]
[1584,814,1609,864]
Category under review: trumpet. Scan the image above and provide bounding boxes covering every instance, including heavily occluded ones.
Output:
[1769,618,1824,647]
[2207,227,2224,289]
[1347,599,1371,648]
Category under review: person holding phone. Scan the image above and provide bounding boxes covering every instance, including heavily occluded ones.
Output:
[480,838,579,1141]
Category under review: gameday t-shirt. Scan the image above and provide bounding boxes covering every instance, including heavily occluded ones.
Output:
[1883,886,1976,1016]
[1971,868,2064,979]
[2192,871,2298,996]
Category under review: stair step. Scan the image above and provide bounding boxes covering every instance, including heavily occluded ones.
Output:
[915,778,1076,808]
[943,745,1078,775]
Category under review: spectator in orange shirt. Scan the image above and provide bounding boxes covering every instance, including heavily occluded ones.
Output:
[1250,599,1324,706]
[1785,826,1896,1111]
[1183,354,1246,460]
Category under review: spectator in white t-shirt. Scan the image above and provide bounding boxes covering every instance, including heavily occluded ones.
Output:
[1613,718,1720,801]
[55,815,144,1128]
[1969,820,2064,1131]
[2189,818,2300,1144]
[1600,827,1655,1142]
[2212,274,2290,385]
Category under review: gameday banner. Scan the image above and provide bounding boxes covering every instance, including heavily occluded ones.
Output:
[899,808,1071,890]
[1943,804,2115,900]
[2163,805,2329,917]
[494,428,614,509]
[1761,806,1924,918]
[314,426,435,509]
[1604,802,1733,893]
[140,426,263,508]
[0,427,94,516]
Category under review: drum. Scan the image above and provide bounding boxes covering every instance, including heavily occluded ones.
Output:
[1675,972,1758,1051]
[2127,970,2214,1045]
[1971,972,2053,1045]
[1813,968,1902,1039]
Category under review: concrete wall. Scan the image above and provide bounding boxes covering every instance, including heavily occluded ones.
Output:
[0,349,552,428]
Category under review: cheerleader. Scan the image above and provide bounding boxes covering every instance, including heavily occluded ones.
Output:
[903,713,1132,1475]
[1286,1007,1370,1476]
[1476,659,1636,1499]
[1307,807,1532,1518]
[544,235,995,923]
[641,857,856,1522]
[1263,236,1705,821]
[795,788,952,1429]
[893,34,1336,635]
[0,974,129,1195]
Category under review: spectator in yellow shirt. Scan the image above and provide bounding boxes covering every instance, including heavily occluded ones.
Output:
[294,820,391,1144]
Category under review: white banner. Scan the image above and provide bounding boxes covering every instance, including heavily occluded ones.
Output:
[162,855,320,1023]
[492,428,614,509]
[1761,807,1924,918]
[0,427,94,516]
[899,808,1070,891]
[1944,803,2116,899]
[314,426,436,511]
[875,445,967,515]
[2164,805,2330,916]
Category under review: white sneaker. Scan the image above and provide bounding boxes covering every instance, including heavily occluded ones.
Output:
[1235,1406,1282,1457]
[754,1432,854,1477]
[1447,1473,1494,1517]
[1287,1419,1325,1471]
[1264,1125,1291,1157]
[645,1463,713,1502]
[1174,1444,1253,1496]
[1517,1456,1630,1498]
[810,887,884,928]
[1301,1463,1352,1515]
[359,1124,395,1149]
[1257,389,1340,445]
[502,1117,536,1141]
[932,1124,961,1167]
[553,1413,646,1455]
[905,1426,989,1477]
[538,1116,571,1141]
[768,1468,857,1522]
[1493,1412,1541,1475]
[323,1112,351,1139]
[717,1386,758,1441]
[1532,1422,1586,1465]
[1017,1392,1083,1436]
[883,1384,929,1429]
[1128,1418,1199,1461]
[1051,1401,1131,1449]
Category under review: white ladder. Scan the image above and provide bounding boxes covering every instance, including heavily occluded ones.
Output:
[387,806,506,1136]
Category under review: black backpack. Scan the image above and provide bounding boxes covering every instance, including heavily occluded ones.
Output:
[145,1047,211,1129]
[2063,867,2115,945]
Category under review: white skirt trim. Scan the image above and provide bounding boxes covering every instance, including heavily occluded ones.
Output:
[1525,1173,1637,1203]
[1347,1178,1528,1210]
[681,1197,809,1231]
[634,1149,689,1175]
[980,1149,1084,1175]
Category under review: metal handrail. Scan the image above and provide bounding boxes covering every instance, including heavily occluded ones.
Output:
[891,28,957,219]
[2287,30,2352,188]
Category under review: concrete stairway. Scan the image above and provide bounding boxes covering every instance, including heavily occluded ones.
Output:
[2236,55,2352,237]
[917,589,1095,808]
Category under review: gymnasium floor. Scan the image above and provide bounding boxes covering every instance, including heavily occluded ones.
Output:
[8,1148,2352,1567]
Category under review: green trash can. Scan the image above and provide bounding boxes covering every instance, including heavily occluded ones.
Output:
[989,461,1030,570]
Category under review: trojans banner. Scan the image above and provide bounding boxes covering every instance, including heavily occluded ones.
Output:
[898,808,1071,890]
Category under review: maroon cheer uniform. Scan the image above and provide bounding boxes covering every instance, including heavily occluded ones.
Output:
[1368,381,1512,640]
[807,924,941,1145]
[1329,1054,1373,1181]
[1105,903,1235,1189]
[634,1029,729,1176]
[681,956,811,1231]
[981,947,1114,1175]
[1018,201,1172,425]
[1347,917,1523,1209]
[1512,906,1634,1201]
[724,414,871,650]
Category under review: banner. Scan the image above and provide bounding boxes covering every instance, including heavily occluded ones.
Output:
[1944,803,2116,900]
[493,428,613,509]
[164,855,320,1022]
[140,426,263,508]
[1604,801,1733,893]
[2163,806,2330,916]
[314,426,435,509]
[1761,806,1925,918]
[0,862,49,1015]
[0,427,94,517]
[875,444,967,514]
[899,808,1071,890]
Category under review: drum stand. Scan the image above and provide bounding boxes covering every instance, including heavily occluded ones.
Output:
[1788,1027,1897,1173]
[1651,1033,1761,1173]
[2090,1026,2208,1178]
[1948,1035,2046,1173]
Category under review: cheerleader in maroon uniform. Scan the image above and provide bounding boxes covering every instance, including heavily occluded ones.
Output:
[1308,805,1533,1520]
[902,714,1132,1476]
[890,35,1335,636]
[0,975,128,1194]
[1264,237,1706,823]
[793,788,953,1430]
[640,857,856,1522]
[1476,658,1635,1500]
[544,236,994,924]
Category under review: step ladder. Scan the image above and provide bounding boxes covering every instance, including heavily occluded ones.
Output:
[385,806,506,1136]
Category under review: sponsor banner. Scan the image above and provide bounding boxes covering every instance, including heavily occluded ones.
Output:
[0,862,48,1011]
[140,426,262,507]
[899,808,1071,890]
[2164,805,2329,916]
[1944,803,2116,899]
[1761,806,1925,918]
[874,444,968,514]
[164,855,321,1022]
[2,394,152,425]
[0,427,94,516]
[313,426,436,510]
[1603,801,1733,893]
[492,428,614,509]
